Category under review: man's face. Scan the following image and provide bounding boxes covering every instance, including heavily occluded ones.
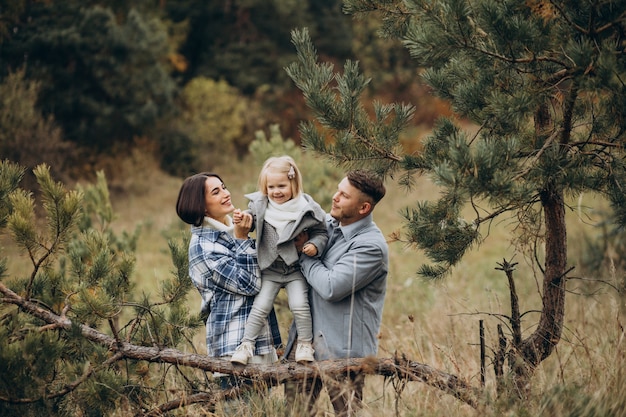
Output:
[330,177,369,226]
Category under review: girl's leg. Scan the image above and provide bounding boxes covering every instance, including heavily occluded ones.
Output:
[231,278,282,365]
[241,279,282,343]
[285,277,312,343]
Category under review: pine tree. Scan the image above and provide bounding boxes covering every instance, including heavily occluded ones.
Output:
[286,0,626,393]
[0,162,204,415]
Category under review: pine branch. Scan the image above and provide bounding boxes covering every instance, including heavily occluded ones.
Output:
[47,352,124,400]
[0,352,124,403]
[511,129,560,182]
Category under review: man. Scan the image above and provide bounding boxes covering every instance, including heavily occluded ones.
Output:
[285,169,388,416]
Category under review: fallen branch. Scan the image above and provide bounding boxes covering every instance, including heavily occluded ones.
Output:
[1,282,480,408]
[143,390,226,417]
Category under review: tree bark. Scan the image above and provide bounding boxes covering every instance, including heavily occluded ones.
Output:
[519,188,567,368]
[0,281,481,408]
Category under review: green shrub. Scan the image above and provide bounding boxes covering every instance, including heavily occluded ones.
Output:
[0,68,73,189]
[169,77,261,171]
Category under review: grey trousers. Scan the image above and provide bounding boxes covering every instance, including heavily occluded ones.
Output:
[242,268,312,344]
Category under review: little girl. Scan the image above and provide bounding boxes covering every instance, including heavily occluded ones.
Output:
[231,155,327,365]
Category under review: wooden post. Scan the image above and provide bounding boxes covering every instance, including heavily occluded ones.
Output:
[479,319,485,387]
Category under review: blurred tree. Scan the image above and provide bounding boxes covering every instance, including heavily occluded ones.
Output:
[0,0,444,162]
[286,0,626,394]
[176,77,252,159]
[157,76,265,177]
[166,0,353,94]
[0,68,73,190]
[1,3,177,149]
[0,0,26,43]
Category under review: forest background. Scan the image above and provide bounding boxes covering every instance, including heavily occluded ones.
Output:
[0,0,447,188]
[1,1,626,416]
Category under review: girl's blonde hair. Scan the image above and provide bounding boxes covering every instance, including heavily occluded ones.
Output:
[258,155,303,198]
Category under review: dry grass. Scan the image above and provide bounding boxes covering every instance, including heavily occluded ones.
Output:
[116,156,626,416]
[2,153,626,416]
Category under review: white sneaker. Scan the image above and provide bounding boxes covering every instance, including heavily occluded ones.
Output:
[295,342,315,363]
[230,341,254,365]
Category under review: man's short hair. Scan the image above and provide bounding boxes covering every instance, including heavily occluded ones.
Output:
[346,170,386,204]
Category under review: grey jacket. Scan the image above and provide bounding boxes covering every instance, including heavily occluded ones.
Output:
[286,213,388,360]
[245,191,328,271]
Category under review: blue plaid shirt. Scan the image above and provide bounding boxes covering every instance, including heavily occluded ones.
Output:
[188,225,281,357]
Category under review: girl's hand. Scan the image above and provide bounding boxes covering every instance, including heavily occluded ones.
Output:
[294,231,309,253]
[232,209,243,224]
[233,211,252,239]
[302,243,318,257]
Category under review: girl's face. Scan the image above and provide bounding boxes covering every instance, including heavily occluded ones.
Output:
[266,171,293,204]
[204,176,234,223]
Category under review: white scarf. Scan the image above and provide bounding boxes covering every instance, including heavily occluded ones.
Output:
[203,215,234,235]
[264,195,308,237]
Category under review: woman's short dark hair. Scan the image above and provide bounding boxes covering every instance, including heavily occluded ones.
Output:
[176,172,223,226]
[346,170,386,205]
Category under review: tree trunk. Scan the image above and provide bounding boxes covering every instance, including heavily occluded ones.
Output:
[517,187,567,381]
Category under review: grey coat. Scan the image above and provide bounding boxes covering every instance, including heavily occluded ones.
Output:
[245,191,328,271]
[285,214,388,360]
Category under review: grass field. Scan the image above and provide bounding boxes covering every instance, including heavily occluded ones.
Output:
[3,154,626,416]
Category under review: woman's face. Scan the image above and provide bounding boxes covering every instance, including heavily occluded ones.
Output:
[204,176,234,222]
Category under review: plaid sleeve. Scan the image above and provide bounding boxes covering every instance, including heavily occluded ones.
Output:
[189,233,261,297]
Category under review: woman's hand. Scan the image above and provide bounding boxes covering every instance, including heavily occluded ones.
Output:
[233,209,253,239]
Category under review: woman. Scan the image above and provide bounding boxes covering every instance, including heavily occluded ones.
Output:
[175,172,281,385]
